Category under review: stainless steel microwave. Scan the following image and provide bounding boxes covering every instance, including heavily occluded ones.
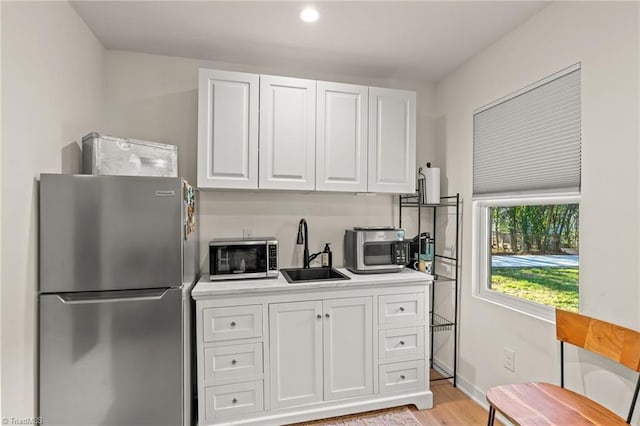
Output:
[209,237,278,281]
[344,227,408,274]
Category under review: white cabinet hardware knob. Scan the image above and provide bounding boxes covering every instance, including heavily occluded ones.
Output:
[231,359,237,365]
[317,314,322,319]
[399,307,405,312]
[230,321,236,327]
[232,398,238,404]
[400,375,406,380]
[325,313,330,318]
[400,341,405,346]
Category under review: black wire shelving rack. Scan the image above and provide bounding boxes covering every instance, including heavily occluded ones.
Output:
[399,192,460,387]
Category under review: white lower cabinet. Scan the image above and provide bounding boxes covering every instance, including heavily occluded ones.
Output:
[194,281,432,425]
[323,297,373,401]
[269,297,373,410]
[269,300,324,409]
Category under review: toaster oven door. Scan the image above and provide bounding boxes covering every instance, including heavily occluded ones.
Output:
[358,240,407,272]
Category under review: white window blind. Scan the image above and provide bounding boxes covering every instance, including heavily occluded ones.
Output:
[473,66,581,197]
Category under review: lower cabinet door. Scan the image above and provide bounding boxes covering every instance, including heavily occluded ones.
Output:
[323,297,374,400]
[269,300,324,409]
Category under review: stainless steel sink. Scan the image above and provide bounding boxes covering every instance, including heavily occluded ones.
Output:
[280,267,350,284]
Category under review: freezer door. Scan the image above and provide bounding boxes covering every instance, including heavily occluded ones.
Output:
[40,174,183,292]
[39,288,184,426]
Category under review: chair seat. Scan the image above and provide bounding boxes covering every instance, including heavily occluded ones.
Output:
[487,382,628,426]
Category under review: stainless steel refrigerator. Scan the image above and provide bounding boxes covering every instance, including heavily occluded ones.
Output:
[38,174,199,426]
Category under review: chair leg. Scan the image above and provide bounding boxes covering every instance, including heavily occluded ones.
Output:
[488,406,496,426]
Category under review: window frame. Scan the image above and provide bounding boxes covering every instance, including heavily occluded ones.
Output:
[472,193,580,322]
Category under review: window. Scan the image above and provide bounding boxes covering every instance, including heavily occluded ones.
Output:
[474,197,580,319]
[472,65,581,321]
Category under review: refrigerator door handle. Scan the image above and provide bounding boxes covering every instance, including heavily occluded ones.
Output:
[56,288,170,304]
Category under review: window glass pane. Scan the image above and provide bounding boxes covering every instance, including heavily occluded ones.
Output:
[489,204,579,312]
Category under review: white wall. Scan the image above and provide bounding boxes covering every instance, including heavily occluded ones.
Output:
[435,1,640,420]
[1,1,104,416]
[102,50,437,269]
[0,1,3,418]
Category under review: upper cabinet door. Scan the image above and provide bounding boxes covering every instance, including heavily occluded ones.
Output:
[197,69,259,189]
[316,82,368,192]
[368,88,417,194]
[259,75,316,190]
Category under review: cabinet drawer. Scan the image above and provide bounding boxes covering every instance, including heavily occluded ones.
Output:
[378,293,424,325]
[203,305,262,342]
[205,343,263,382]
[379,360,425,394]
[379,326,424,362]
[205,381,264,421]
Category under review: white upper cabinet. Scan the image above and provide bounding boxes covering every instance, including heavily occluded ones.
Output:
[316,82,368,192]
[197,68,417,194]
[259,75,316,190]
[197,69,259,189]
[367,88,417,194]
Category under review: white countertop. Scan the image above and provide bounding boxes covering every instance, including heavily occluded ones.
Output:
[192,267,432,299]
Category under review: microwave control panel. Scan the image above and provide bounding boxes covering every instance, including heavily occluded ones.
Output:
[268,242,278,271]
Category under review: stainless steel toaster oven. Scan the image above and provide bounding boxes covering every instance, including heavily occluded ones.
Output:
[344,227,407,274]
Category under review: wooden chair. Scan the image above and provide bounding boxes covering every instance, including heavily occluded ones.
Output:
[486,308,640,425]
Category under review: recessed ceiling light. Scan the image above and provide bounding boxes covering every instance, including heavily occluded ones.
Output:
[299,7,319,23]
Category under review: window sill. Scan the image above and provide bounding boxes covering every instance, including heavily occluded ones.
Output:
[474,287,556,323]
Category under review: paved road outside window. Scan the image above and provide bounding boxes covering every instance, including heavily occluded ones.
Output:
[491,255,579,268]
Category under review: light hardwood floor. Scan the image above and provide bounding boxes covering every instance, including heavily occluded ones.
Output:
[410,373,500,425]
[298,370,500,425]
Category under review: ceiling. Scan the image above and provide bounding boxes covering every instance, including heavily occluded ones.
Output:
[72,1,549,83]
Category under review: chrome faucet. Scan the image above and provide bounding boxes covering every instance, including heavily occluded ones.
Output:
[297,218,321,268]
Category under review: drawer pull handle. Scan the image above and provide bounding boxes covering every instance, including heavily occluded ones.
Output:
[400,375,406,380]
[232,398,238,404]
[399,341,405,346]
[317,314,322,319]
[230,321,236,327]
[325,313,330,318]
[231,359,237,365]
[399,307,405,312]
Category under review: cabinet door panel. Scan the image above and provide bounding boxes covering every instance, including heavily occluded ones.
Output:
[323,297,373,401]
[269,301,323,409]
[368,88,416,193]
[259,75,316,190]
[198,69,259,188]
[316,82,368,192]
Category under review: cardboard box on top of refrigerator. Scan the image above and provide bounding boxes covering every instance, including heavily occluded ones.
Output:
[82,132,178,177]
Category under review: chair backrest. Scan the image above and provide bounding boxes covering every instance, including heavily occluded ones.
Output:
[556,308,640,372]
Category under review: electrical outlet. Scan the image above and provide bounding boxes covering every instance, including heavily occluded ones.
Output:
[504,348,515,372]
